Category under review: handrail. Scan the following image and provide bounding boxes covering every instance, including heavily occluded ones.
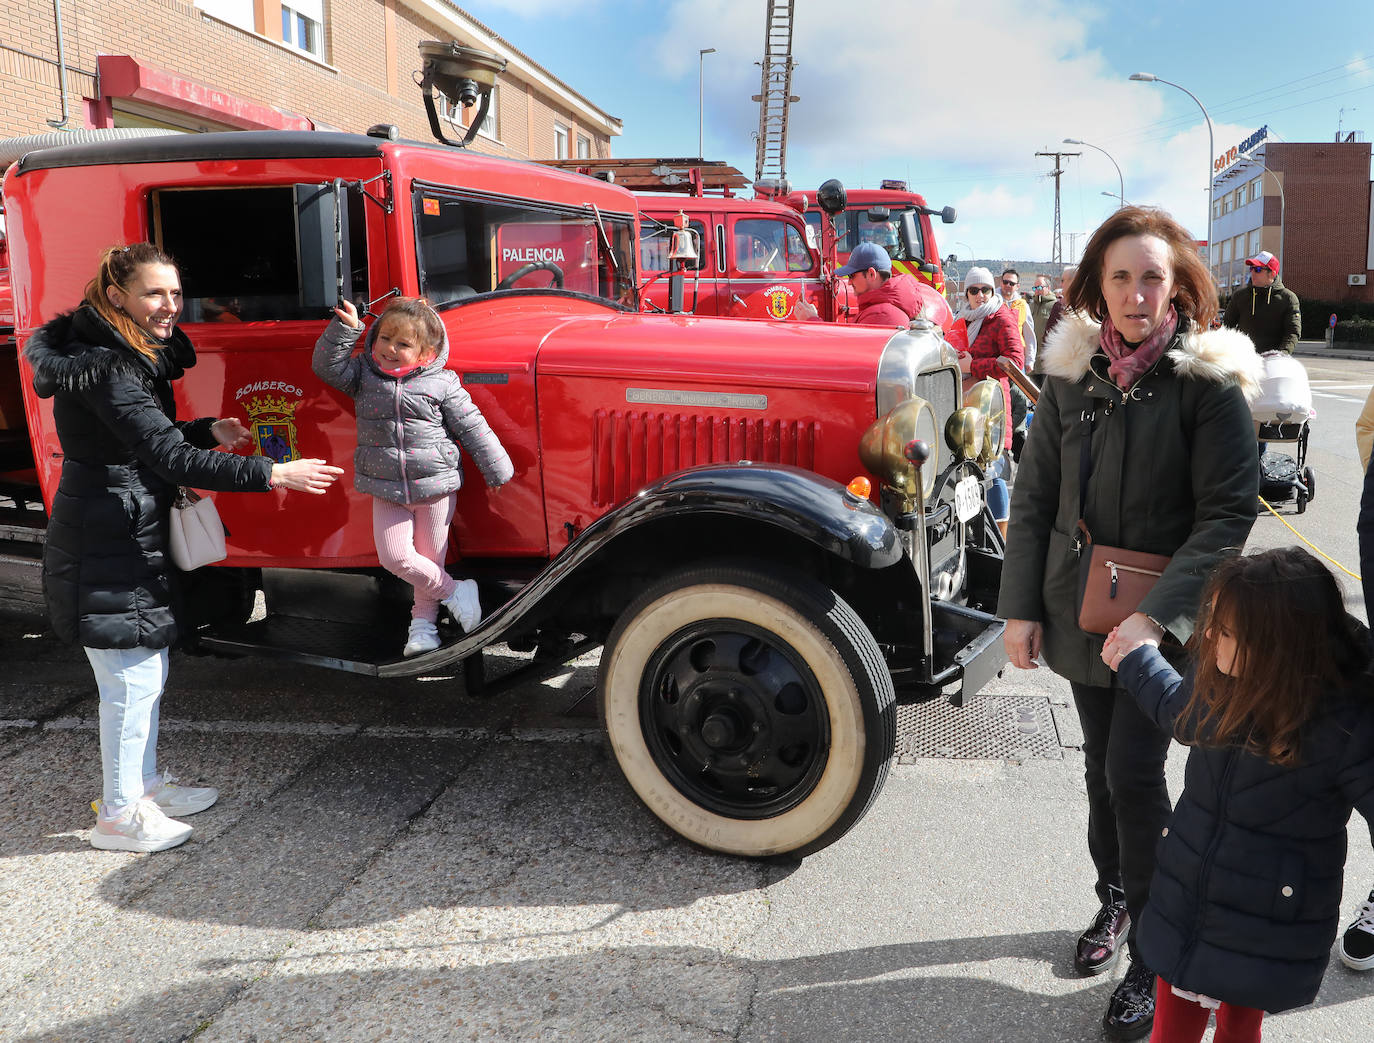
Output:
[997,357,1041,406]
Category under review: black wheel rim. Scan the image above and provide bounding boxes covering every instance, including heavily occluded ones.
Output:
[639,619,831,819]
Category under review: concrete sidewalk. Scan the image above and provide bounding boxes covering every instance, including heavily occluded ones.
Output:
[1295,337,1374,363]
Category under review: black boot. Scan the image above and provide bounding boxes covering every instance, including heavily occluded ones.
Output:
[1102,958,1155,1041]
[1074,889,1129,976]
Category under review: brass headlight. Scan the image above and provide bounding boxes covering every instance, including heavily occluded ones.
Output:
[945,406,985,462]
[859,396,939,502]
[963,378,1008,463]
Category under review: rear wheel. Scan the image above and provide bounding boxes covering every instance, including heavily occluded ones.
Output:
[599,563,896,858]
[1302,466,1316,504]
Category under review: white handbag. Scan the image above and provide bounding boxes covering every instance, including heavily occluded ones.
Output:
[168,488,227,571]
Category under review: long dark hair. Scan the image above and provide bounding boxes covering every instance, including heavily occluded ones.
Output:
[1183,547,1367,766]
[82,242,180,360]
[1068,206,1217,330]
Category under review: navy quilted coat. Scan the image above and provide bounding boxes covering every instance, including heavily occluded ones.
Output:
[26,307,274,649]
[1118,635,1374,1012]
[312,317,512,505]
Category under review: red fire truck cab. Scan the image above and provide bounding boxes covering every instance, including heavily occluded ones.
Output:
[0,119,1007,859]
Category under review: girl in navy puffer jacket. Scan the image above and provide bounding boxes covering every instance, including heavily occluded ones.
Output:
[314,298,513,656]
[1103,547,1374,1043]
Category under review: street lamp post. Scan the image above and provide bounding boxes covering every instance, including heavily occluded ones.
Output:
[1130,72,1215,278]
[1101,191,1134,206]
[1065,137,1124,208]
[698,48,716,162]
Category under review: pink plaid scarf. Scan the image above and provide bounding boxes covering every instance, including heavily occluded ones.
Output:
[1099,306,1179,389]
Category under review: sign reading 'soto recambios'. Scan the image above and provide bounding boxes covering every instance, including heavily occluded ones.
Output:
[1215,126,1269,174]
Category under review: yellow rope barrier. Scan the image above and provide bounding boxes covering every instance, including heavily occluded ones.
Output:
[1256,496,1362,581]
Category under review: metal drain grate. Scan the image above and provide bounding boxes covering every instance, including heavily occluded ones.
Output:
[896,695,1063,762]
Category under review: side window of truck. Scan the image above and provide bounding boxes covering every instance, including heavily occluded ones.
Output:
[415,189,637,307]
[733,219,813,275]
[152,186,369,322]
[638,219,706,274]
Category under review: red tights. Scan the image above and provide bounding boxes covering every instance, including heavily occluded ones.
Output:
[1152,977,1264,1043]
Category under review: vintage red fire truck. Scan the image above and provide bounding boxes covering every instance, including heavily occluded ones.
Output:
[0,60,1008,861]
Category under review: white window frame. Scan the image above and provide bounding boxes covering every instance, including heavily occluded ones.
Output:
[554,122,569,160]
[576,133,591,159]
[439,86,498,140]
[281,0,325,59]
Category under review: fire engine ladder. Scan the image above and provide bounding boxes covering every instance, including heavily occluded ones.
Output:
[752,0,797,185]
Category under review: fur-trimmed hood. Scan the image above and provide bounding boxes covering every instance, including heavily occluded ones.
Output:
[26,305,195,399]
[1039,308,1261,402]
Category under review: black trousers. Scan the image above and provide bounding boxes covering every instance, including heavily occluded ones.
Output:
[1070,680,1173,959]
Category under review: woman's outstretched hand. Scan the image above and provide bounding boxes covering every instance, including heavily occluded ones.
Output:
[271,458,344,494]
[1101,612,1165,671]
[211,418,254,452]
[1003,618,1043,670]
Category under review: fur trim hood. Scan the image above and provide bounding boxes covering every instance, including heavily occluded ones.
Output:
[26,305,195,399]
[1039,308,1261,402]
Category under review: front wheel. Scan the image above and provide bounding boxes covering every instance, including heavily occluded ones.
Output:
[599,563,896,858]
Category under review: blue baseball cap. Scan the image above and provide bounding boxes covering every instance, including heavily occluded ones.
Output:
[835,241,892,278]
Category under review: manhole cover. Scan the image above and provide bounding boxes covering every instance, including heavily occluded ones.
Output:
[896,695,1063,761]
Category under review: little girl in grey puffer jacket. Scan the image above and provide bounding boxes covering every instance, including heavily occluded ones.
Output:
[313,297,513,656]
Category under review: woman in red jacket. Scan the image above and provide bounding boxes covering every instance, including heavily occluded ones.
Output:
[948,267,1023,536]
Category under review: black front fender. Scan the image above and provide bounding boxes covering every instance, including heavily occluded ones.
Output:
[603,462,903,569]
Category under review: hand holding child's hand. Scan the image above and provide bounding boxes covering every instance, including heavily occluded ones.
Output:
[1101,613,1164,671]
[211,418,254,452]
[333,299,363,329]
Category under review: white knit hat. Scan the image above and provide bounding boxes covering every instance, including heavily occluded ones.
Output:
[963,266,995,291]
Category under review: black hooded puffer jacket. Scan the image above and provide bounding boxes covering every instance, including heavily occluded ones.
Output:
[25,306,273,649]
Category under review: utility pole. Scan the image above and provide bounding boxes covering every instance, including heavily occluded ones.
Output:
[1036,150,1079,264]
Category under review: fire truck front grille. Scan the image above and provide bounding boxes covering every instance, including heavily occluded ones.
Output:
[915,370,959,431]
[591,410,820,507]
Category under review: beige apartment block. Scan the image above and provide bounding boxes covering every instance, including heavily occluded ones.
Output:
[0,0,620,159]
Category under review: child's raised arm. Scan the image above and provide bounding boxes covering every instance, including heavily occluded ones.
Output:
[312,311,366,398]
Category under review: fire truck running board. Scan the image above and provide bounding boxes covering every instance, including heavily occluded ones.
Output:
[195,613,602,699]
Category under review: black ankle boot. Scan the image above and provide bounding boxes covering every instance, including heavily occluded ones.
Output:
[1074,894,1129,976]
[1103,958,1155,1041]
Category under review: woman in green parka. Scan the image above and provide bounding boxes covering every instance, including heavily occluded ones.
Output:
[997,207,1260,1041]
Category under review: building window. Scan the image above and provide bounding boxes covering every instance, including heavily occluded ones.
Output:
[281,0,324,59]
[1222,194,1232,215]
[1250,177,1264,204]
[1233,188,1243,209]
[576,134,592,159]
[439,86,498,139]
[1220,241,1231,263]
[1249,229,1263,256]
[554,122,569,159]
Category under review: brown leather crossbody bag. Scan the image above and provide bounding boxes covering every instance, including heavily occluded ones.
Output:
[1072,407,1171,636]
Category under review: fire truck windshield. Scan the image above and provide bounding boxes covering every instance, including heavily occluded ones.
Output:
[414,188,637,308]
[805,208,927,264]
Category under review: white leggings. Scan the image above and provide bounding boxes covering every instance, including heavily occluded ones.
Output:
[372,493,459,622]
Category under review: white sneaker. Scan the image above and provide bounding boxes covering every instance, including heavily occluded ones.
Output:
[403,618,441,656]
[145,771,219,817]
[90,799,192,853]
[1340,889,1374,971]
[442,579,481,633]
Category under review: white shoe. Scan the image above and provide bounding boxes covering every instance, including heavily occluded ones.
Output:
[145,771,219,817]
[442,579,481,632]
[90,799,192,853]
[403,618,441,656]
[1340,889,1374,971]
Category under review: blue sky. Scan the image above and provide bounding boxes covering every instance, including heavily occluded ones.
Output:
[462,1,1374,267]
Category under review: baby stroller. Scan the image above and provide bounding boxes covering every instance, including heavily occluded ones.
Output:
[1251,352,1315,513]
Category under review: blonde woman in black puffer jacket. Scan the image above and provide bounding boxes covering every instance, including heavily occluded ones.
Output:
[26,242,342,853]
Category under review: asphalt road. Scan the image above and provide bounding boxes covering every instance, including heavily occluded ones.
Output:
[1,353,1372,1042]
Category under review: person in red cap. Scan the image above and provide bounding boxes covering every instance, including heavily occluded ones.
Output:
[1221,251,1301,354]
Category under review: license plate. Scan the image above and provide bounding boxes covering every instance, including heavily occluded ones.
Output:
[954,474,982,522]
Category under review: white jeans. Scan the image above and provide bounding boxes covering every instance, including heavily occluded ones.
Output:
[85,646,169,811]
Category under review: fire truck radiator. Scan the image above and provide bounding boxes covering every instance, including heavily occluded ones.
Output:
[592,409,819,507]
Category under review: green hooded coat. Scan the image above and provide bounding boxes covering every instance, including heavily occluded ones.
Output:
[997,309,1261,686]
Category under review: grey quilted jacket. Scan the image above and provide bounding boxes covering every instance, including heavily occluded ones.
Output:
[312,316,513,504]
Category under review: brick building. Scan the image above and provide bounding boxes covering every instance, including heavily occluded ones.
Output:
[1210,137,1373,304]
[0,0,620,160]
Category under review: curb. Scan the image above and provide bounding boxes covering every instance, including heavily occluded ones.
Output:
[1293,340,1374,363]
